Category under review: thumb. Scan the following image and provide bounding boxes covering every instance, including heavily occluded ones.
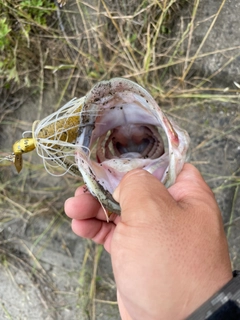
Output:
[113,169,177,224]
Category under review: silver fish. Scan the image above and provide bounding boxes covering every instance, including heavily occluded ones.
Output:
[75,78,190,214]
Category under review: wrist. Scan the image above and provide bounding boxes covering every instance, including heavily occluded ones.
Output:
[186,271,240,320]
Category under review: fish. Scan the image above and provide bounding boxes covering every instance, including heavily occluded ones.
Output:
[75,78,190,214]
[9,78,190,215]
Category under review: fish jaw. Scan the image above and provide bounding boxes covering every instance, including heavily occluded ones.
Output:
[76,78,190,214]
[75,151,121,214]
[163,119,190,188]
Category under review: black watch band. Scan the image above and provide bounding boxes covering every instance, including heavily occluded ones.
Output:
[186,270,240,320]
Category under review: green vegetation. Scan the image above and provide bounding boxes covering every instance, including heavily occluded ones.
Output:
[0,0,55,82]
[0,17,11,50]
[0,1,239,319]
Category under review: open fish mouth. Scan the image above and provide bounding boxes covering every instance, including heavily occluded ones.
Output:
[75,78,190,214]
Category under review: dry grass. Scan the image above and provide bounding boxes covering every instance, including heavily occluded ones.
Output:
[0,0,240,318]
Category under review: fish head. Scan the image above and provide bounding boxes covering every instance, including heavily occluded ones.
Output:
[75,78,190,214]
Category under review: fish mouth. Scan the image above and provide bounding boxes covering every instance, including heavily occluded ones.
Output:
[97,124,165,161]
[75,78,189,214]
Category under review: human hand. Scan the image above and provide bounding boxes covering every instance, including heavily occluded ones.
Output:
[64,164,232,320]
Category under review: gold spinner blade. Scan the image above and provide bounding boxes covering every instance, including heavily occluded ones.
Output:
[12,138,36,173]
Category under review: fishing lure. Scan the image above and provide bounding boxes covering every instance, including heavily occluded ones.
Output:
[5,78,190,215]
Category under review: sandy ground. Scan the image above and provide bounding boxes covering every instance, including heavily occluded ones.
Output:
[0,0,240,319]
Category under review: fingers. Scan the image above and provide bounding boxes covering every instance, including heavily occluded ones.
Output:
[65,193,102,220]
[72,219,115,253]
[168,163,217,208]
[113,169,176,223]
[65,186,110,221]
[173,163,213,194]
[112,164,219,225]
[65,164,217,250]
[74,185,89,196]
[64,186,119,252]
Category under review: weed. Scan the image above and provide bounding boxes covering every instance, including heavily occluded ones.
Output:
[0,0,239,318]
[0,17,11,50]
[0,0,55,83]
